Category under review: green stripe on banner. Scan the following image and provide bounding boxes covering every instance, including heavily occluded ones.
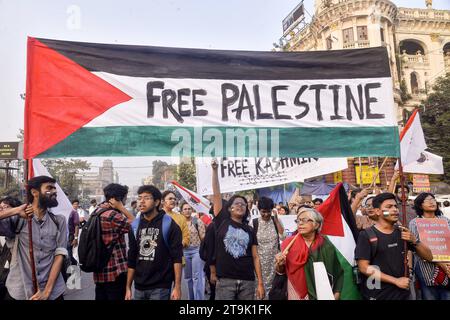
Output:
[38,126,400,158]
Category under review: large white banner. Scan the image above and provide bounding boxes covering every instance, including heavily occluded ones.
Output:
[196,157,348,195]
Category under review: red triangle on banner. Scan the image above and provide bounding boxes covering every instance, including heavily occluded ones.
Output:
[317,183,345,237]
[24,37,132,159]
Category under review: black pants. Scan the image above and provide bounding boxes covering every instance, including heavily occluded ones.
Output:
[204,264,216,301]
[67,234,77,265]
[95,272,127,301]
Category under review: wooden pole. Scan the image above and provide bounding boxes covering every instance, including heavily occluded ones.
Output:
[369,157,389,188]
[25,159,38,294]
[398,158,409,278]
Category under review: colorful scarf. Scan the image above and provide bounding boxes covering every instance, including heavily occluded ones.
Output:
[281,233,325,299]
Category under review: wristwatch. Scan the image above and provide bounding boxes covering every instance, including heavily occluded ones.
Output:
[74,236,78,240]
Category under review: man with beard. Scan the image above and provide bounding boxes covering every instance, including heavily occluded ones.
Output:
[125,185,183,300]
[0,176,68,300]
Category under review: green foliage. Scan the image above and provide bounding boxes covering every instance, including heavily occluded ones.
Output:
[177,158,197,191]
[41,158,90,201]
[420,73,450,184]
[400,79,411,104]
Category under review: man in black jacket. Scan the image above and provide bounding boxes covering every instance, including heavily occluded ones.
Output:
[126,185,183,300]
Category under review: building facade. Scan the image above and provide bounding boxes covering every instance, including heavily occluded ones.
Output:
[283,0,450,124]
[76,159,119,203]
[281,0,449,190]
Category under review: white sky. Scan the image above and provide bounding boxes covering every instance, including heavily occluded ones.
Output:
[0,0,448,187]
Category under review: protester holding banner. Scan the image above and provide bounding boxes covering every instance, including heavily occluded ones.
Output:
[162,191,190,248]
[355,193,433,300]
[180,202,206,300]
[0,176,68,300]
[210,159,265,300]
[409,193,450,300]
[275,208,344,300]
[253,197,285,299]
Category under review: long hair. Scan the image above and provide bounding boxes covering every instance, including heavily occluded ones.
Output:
[413,192,443,217]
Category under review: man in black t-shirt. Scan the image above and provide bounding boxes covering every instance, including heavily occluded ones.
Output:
[126,185,183,300]
[355,193,432,300]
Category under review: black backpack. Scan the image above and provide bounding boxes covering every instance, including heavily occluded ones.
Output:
[78,208,116,273]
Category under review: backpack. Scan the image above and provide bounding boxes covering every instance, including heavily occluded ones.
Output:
[252,217,281,250]
[130,213,172,249]
[78,208,116,273]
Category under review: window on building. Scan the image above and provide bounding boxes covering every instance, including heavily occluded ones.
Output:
[343,27,354,45]
[326,36,332,50]
[380,27,385,43]
[357,26,368,41]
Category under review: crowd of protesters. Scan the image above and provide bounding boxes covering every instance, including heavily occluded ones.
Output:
[0,163,449,301]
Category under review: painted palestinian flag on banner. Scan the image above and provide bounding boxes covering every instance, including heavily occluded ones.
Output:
[317,183,361,300]
[171,180,211,215]
[24,37,400,159]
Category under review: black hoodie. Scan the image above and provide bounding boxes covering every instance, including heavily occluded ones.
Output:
[128,210,183,290]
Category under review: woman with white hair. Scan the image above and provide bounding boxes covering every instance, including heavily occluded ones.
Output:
[275,207,344,300]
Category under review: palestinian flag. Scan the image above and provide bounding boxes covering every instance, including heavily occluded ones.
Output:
[24,37,399,159]
[317,183,361,300]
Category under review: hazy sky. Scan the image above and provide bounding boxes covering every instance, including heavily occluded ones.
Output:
[0,0,448,187]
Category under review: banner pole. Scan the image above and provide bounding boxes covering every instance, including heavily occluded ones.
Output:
[398,157,409,278]
[369,157,388,188]
[26,159,38,294]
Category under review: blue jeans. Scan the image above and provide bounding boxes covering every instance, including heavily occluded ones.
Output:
[415,264,450,300]
[215,278,255,300]
[183,247,205,300]
[134,288,171,300]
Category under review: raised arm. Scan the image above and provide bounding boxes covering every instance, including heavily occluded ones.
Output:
[211,159,222,216]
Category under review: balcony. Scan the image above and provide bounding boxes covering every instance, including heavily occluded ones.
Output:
[343,40,370,49]
[398,8,450,21]
[401,54,429,68]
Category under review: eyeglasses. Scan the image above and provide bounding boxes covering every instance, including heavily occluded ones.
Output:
[138,196,154,201]
[295,218,315,224]
[423,198,436,203]
[232,202,247,207]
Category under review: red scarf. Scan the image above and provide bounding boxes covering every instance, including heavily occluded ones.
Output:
[281,234,324,299]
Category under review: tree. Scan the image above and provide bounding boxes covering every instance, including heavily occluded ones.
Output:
[420,72,450,184]
[177,158,197,191]
[41,158,90,201]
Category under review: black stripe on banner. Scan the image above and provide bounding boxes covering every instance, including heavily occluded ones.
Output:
[36,38,391,80]
[339,184,360,242]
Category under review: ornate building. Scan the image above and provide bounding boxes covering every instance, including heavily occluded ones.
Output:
[280,0,449,190]
[283,0,450,124]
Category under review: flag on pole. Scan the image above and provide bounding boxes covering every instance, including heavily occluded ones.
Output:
[403,151,444,175]
[32,159,74,221]
[317,183,361,300]
[399,109,427,166]
[171,181,211,215]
